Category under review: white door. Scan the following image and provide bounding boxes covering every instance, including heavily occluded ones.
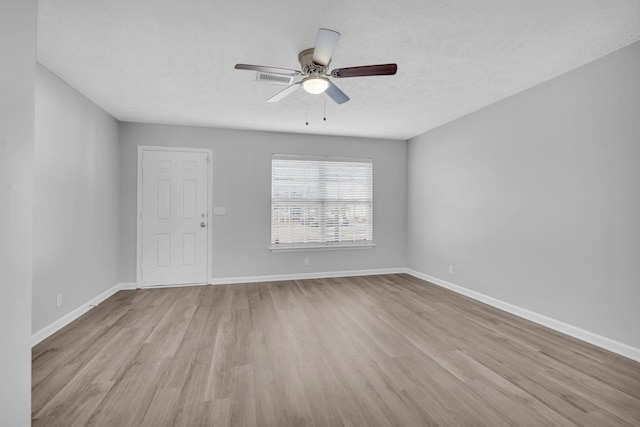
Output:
[139,149,209,286]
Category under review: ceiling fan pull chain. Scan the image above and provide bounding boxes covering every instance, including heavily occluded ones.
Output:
[323,94,327,122]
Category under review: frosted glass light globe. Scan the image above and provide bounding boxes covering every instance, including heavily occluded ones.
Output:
[302,77,329,94]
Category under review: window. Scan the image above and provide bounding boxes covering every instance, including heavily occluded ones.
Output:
[271,155,373,250]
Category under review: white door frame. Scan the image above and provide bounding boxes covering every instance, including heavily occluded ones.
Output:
[136,145,213,288]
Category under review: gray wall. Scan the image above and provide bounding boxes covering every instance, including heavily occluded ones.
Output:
[119,124,406,282]
[33,64,120,333]
[0,1,36,424]
[407,42,640,349]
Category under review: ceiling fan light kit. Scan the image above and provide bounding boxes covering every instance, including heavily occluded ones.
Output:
[302,77,330,94]
[235,28,397,104]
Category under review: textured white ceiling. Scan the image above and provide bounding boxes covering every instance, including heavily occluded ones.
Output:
[37,0,640,140]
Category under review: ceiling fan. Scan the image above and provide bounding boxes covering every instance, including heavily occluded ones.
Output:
[234,28,397,104]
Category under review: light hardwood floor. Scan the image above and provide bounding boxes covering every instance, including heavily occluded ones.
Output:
[33,274,640,426]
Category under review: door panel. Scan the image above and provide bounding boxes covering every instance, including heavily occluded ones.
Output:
[140,150,208,286]
[156,234,171,268]
[182,233,196,266]
[182,180,196,220]
[157,180,171,220]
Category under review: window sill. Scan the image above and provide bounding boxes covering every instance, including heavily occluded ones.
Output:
[269,242,375,252]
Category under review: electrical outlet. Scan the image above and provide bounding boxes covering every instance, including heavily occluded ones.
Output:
[448,265,454,275]
[56,293,63,307]
[304,257,310,266]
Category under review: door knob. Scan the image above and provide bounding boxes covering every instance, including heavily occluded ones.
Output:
[200,222,206,228]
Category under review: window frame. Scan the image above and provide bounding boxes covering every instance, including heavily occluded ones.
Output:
[270,154,375,252]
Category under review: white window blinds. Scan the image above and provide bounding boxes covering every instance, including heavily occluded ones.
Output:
[271,156,373,249]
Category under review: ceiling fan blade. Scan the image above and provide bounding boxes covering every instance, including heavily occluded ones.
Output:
[331,63,397,78]
[325,81,349,104]
[312,28,341,66]
[235,64,300,76]
[266,83,301,103]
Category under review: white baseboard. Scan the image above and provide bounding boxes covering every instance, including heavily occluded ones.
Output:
[209,267,406,285]
[136,282,210,289]
[31,283,125,347]
[405,269,640,362]
[119,282,137,290]
[100,269,405,292]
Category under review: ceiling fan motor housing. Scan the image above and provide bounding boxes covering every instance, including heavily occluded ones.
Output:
[298,48,327,75]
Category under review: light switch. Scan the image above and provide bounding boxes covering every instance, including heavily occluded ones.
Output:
[213,207,226,215]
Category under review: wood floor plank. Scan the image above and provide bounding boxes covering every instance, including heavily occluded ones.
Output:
[173,362,215,426]
[33,275,640,426]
